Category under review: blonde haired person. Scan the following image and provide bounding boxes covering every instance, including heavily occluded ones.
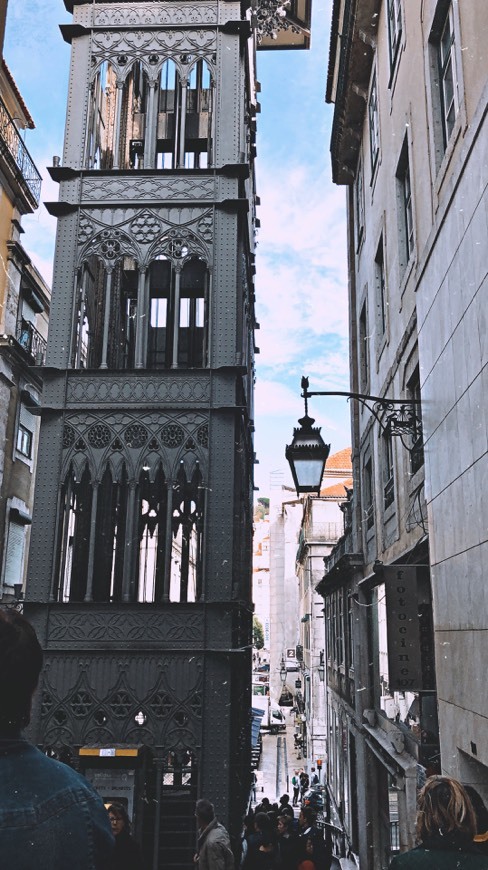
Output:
[390,776,488,868]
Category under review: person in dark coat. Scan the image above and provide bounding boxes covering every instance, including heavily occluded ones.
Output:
[0,610,114,870]
[389,776,488,869]
[107,803,144,870]
[243,812,275,869]
[276,813,298,870]
[464,786,488,856]
[297,807,332,870]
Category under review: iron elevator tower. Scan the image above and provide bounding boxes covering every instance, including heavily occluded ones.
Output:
[24,0,261,863]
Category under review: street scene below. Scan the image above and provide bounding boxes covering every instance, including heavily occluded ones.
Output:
[250,712,354,869]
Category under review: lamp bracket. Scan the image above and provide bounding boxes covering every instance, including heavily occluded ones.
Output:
[301,376,421,452]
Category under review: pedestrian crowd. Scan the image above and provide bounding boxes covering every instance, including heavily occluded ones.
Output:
[240,793,332,870]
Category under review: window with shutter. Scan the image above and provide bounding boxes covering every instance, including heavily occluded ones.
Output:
[3,521,26,586]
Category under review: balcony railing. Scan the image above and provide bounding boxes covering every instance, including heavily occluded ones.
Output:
[297,521,343,560]
[0,97,41,209]
[17,318,47,364]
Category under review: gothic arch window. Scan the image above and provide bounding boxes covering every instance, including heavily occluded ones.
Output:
[148,256,207,370]
[170,464,204,603]
[86,61,117,169]
[56,464,93,602]
[157,59,179,169]
[55,458,206,605]
[184,59,212,169]
[137,465,168,603]
[93,464,129,602]
[73,256,140,371]
[156,58,213,169]
[120,61,148,170]
[86,60,148,170]
[72,258,104,369]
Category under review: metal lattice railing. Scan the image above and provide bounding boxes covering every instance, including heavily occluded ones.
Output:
[17,318,47,364]
[0,97,41,208]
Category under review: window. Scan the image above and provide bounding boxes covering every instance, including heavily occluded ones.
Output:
[347,592,354,671]
[396,139,414,272]
[16,404,35,460]
[3,518,26,588]
[73,254,208,371]
[429,2,459,159]
[355,154,365,248]
[407,366,424,473]
[17,423,33,458]
[387,0,403,69]
[368,71,380,173]
[359,302,369,390]
[148,257,207,370]
[363,458,374,531]
[382,434,395,510]
[86,57,213,171]
[438,5,458,147]
[375,239,387,336]
[55,459,205,604]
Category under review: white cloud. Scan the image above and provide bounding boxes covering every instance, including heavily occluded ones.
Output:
[20,154,61,286]
[254,160,349,377]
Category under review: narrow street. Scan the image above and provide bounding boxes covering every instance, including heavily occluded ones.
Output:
[253,717,344,869]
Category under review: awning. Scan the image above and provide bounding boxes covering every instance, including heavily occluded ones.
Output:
[251,707,265,747]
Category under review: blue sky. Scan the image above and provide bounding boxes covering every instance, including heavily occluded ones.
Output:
[4,0,351,496]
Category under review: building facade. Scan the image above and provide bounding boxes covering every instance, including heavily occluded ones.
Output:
[324,1,488,867]
[0,3,47,602]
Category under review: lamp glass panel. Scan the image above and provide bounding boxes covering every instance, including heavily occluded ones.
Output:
[293,456,326,491]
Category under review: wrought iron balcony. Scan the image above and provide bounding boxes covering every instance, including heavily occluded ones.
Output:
[0,97,41,210]
[17,318,47,364]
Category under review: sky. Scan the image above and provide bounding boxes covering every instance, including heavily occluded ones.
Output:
[4,0,351,497]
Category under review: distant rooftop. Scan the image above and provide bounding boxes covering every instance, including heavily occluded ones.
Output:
[323,447,352,474]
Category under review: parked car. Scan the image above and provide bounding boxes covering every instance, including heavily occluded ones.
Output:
[278,687,294,706]
[301,786,324,811]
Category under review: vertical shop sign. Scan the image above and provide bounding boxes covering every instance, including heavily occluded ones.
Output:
[384,566,422,691]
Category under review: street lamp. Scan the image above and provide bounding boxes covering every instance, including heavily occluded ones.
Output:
[317,651,325,682]
[286,376,421,495]
[279,656,287,684]
[285,405,330,495]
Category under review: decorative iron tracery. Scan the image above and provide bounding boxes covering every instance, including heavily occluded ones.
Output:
[38,655,204,752]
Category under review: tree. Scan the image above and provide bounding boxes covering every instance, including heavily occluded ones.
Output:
[253,616,264,649]
[254,497,270,521]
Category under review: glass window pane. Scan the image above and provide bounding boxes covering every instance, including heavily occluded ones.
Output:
[151,297,167,328]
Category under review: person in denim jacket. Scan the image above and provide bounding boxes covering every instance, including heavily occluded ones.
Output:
[0,609,114,870]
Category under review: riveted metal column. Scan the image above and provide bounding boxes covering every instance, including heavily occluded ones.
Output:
[74,268,87,368]
[100,269,113,369]
[135,266,148,369]
[178,78,188,168]
[171,265,181,369]
[144,80,158,170]
[53,477,72,602]
[122,481,137,602]
[151,756,164,870]
[112,80,124,170]
[162,479,173,601]
[84,481,99,602]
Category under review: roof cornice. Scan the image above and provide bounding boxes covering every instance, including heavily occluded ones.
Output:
[327,0,381,184]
